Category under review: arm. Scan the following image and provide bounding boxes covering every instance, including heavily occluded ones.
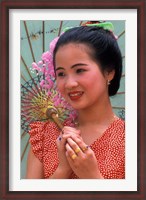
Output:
[26,146,72,179]
[49,166,72,179]
[49,132,73,179]
[26,147,44,179]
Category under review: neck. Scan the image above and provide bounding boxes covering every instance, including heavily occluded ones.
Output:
[77,98,115,126]
[75,99,116,145]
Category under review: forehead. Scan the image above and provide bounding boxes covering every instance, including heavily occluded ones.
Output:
[55,42,94,58]
[54,42,95,63]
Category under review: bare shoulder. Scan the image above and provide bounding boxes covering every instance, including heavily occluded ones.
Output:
[25,147,44,179]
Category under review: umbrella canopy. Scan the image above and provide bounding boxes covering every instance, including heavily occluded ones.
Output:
[21,20,125,178]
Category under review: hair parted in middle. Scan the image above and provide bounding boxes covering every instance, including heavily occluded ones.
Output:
[53,24,123,96]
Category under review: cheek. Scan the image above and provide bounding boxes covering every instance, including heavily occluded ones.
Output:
[86,73,100,85]
[85,74,106,92]
[56,80,65,94]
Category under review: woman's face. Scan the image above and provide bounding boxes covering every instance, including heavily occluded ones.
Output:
[55,43,111,110]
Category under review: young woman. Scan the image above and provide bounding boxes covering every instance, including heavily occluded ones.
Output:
[26,22,125,179]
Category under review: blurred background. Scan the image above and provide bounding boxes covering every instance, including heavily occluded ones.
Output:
[20,20,125,178]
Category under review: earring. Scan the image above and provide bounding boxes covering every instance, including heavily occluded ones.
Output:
[107,80,111,85]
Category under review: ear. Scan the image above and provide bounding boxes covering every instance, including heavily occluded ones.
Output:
[104,70,115,82]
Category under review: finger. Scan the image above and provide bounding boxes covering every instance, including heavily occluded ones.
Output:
[70,134,89,153]
[57,130,64,141]
[65,143,78,161]
[67,138,83,156]
[62,126,81,135]
[63,126,77,131]
[62,129,81,141]
[62,133,81,141]
[56,133,66,146]
[60,126,75,135]
[58,135,62,141]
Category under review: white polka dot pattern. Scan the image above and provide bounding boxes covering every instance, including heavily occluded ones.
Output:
[29,118,125,179]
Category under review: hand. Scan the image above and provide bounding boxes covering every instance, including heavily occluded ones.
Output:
[65,134,103,179]
[56,130,72,178]
[55,126,81,177]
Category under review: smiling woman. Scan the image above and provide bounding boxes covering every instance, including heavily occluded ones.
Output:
[54,42,115,110]
[21,20,125,179]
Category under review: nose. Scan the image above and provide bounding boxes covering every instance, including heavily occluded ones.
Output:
[65,76,78,90]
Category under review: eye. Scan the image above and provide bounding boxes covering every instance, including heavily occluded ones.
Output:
[56,72,65,77]
[76,68,86,74]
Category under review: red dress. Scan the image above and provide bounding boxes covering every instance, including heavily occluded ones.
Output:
[29,117,125,179]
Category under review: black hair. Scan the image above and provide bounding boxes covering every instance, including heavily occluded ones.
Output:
[53,26,123,96]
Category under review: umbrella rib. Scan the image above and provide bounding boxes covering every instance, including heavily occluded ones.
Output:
[23,21,42,85]
[58,21,63,36]
[21,73,41,97]
[113,106,125,109]
[23,21,36,62]
[118,30,125,39]
[117,92,125,95]
[21,56,41,95]
[21,83,39,97]
[21,130,27,139]
[21,138,30,162]
[42,21,45,53]
[21,55,33,80]
[21,74,27,82]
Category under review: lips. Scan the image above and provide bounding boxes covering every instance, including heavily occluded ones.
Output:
[68,91,84,100]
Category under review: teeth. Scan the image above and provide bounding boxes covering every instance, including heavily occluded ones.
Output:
[69,92,82,97]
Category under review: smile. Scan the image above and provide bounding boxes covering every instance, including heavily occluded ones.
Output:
[68,91,84,100]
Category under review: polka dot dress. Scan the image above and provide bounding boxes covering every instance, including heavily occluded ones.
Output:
[29,118,125,179]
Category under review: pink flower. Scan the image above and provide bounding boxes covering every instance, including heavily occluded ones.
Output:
[41,51,51,63]
[40,80,45,87]
[37,61,43,66]
[30,34,78,124]
[49,37,59,53]
[32,62,40,71]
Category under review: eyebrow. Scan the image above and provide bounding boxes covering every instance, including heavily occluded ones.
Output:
[55,63,87,71]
